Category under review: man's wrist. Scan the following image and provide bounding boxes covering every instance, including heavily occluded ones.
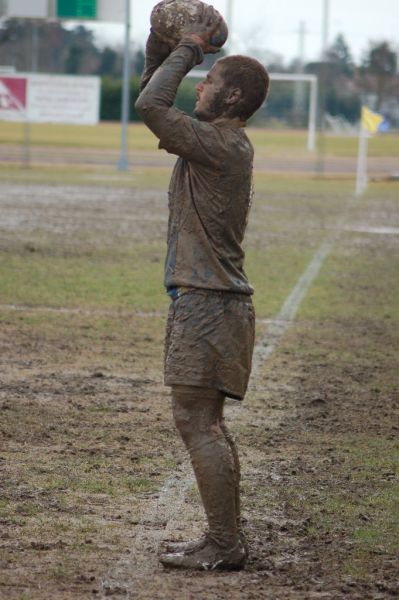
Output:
[175,38,204,65]
[182,33,204,49]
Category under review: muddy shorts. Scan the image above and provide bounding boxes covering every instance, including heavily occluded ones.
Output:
[164,288,255,400]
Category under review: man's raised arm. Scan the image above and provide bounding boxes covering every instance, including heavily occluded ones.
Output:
[135,40,203,138]
[135,5,223,142]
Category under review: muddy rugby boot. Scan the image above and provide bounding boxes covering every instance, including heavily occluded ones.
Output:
[163,534,207,554]
[164,530,249,556]
[160,536,246,571]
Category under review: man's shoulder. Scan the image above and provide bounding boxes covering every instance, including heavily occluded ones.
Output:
[190,120,254,160]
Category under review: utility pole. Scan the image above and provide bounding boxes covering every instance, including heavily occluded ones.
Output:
[322,0,330,58]
[316,0,330,175]
[293,21,307,127]
[31,20,39,72]
[118,0,131,172]
[298,21,306,64]
[25,18,40,168]
[225,0,233,53]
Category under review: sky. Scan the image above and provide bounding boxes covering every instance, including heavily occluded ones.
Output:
[87,0,399,66]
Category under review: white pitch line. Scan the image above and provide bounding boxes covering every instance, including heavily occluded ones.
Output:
[100,234,336,597]
[342,225,399,235]
[101,472,195,598]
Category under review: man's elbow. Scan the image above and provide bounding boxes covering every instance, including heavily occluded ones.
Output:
[134,94,147,119]
[135,94,159,126]
[135,95,167,131]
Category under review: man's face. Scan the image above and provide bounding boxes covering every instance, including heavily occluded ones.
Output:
[194,63,229,122]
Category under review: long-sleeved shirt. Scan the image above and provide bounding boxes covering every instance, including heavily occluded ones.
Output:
[135,42,255,295]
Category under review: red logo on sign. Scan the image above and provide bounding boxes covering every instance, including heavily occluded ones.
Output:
[0,77,27,111]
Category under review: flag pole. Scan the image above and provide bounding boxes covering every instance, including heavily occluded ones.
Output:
[356,105,385,196]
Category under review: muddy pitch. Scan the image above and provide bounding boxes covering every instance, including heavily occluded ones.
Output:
[0,180,398,599]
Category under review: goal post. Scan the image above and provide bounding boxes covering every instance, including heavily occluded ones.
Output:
[189,71,318,152]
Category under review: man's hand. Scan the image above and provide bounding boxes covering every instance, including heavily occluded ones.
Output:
[146,28,173,63]
[140,28,173,92]
[182,5,224,54]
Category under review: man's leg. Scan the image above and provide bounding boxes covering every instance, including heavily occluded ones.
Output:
[159,384,246,570]
[165,414,247,554]
[219,418,245,535]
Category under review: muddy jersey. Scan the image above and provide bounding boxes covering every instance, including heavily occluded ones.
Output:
[136,43,254,295]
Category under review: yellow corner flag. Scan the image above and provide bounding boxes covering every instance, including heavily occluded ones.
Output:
[361,106,384,134]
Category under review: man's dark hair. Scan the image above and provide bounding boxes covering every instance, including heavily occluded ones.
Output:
[217,55,270,121]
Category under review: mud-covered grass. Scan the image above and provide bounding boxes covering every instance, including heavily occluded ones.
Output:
[241,242,398,595]
[251,208,399,591]
[0,309,173,598]
[1,172,398,598]
[257,315,399,590]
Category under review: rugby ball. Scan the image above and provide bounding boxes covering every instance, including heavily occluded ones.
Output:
[150,0,228,49]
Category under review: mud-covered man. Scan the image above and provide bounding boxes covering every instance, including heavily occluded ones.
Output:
[135,5,269,571]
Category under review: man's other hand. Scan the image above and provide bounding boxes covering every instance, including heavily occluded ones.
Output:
[182,5,224,54]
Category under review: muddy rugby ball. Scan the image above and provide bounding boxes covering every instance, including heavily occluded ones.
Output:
[150,0,228,49]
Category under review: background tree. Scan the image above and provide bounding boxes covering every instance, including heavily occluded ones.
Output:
[0,18,35,70]
[360,41,398,110]
[326,33,354,77]
[64,25,99,74]
[96,46,121,77]
[0,18,100,73]
[131,45,145,76]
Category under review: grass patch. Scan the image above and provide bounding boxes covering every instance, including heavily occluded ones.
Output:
[299,234,399,323]
[0,122,158,151]
[41,474,158,497]
[0,243,320,318]
[253,171,354,195]
[0,244,165,311]
[0,162,171,188]
[0,499,12,517]
[247,246,316,317]
[280,433,399,580]
[248,128,399,158]
[125,477,158,494]
[2,122,397,160]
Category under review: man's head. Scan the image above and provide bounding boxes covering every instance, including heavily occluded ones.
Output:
[194,55,269,123]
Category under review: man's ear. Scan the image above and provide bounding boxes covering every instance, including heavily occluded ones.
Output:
[226,87,242,106]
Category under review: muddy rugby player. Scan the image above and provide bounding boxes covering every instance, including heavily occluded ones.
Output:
[135,3,269,570]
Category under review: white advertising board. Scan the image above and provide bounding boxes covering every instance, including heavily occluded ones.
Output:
[0,0,126,22]
[27,74,100,124]
[0,74,100,125]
